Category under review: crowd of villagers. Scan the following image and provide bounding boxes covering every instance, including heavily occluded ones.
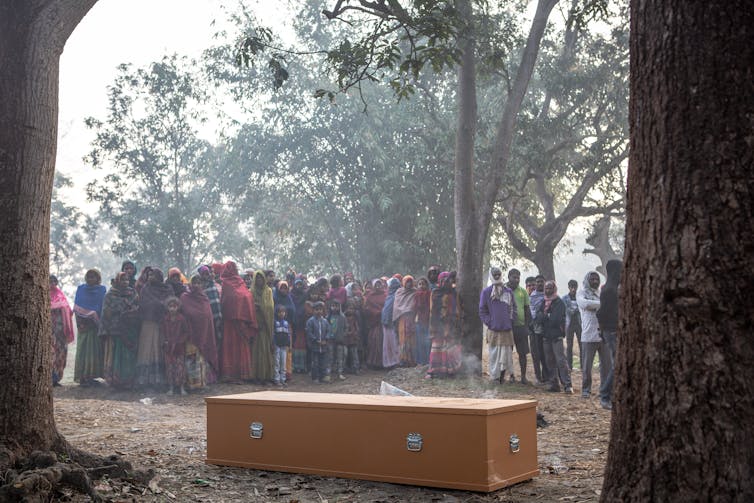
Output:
[49,261,470,392]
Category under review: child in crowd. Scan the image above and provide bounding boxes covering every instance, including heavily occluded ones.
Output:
[306,301,331,383]
[273,305,291,386]
[162,296,189,395]
[344,283,363,374]
[328,300,347,380]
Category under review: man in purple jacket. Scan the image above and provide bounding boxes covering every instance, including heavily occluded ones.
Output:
[479,267,517,383]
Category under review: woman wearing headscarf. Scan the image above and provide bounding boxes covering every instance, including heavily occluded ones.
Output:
[49,275,74,386]
[121,260,137,288]
[535,280,572,393]
[198,265,223,345]
[290,277,309,373]
[73,269,107,386]
[327,274,347,306]
[134,266,153,295]
[219,261,257,382]
[393,275,418,367]
[136,268,172,387]
[381,277,401,369]
[167,267,188,297]
[414,277,432,365]
[181,275,219,389]
[426,271,462,379]
[252,270,276,382]
[363,279,386,368]
[100,272,140,389]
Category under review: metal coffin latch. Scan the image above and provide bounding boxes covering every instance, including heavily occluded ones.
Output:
[509,433,520,453]
[250,422,263,439]
[406,432,423,452]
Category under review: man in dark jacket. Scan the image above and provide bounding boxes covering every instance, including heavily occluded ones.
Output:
[536,280,573,394]
[597,259,622,409]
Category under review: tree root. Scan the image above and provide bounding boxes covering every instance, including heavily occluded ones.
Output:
[0,441,154,502]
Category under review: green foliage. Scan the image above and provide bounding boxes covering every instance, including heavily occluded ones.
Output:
[84,55,243,272]
[50,173,94,285]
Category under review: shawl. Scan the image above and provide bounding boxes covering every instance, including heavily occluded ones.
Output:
[581,271,601,301]
[326,286,347,306]
[392,279,417,321]
[220,261,257,324]
[73,283,107,321]
[489,267,504,301]
[211,263,226,280]
[363,287,386,328]
[180,287,219,372]
[98,284,139,338]
[381,277,401,326]
[134,266,152,295]
[253,270,275,333]
[273,283,296,322]
[430,272,457,326]
[168,267,189,284]
[167,278,188,297]
[138,269,173,322]
[290,282,309,329]
[50,285,75,343]
[543,280,559,312]
[414,279,431,325]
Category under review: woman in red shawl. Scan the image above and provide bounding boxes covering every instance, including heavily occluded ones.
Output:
[363,278,387,368]
[181,275,219,389]
[393,275,417,367]
[219,261,257,382]
[49,275,74,386]
[414,277,432,365]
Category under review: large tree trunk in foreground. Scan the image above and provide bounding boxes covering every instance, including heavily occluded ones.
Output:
[602,1,754,501]
[0,0,97,458]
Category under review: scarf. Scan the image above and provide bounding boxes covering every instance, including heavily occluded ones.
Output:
[134,266,152,295]
[381,277,401,326]
[50,285,75,343]
[99,284,139,337]
[138,269,173,322]
[121,260,137,288]
[489,267,504,301]
[73,283,107,322]
[273,282,296,321]
[220,261,257,324]
[543,280,559,311]
[180,286,219,372]
[363,286,386,327]
[392,276,417,321]
[253,270,275,332]
[582,271,601,301]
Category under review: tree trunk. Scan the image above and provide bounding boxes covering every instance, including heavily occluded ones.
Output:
[531,247,555,282]
[602,1,754,501]
[452,0,484,370]
[0,0,98,459]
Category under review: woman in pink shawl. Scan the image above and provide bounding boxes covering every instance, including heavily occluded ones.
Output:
[392,275,418,367]
[49,275,74,386]
[219,261,257,382]
[181,275,219,388]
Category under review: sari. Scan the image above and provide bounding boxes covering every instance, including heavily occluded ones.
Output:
[427,273,462,377]
[252,270,276,381]
[73,281,107,384]
[136,269,172,386]
[100,280,139,389]
[219,261,257,381]
[50,284,74,385]
[363,281,386,368]
[414,281,432,365]
[181,285,219,388]
[381,278,401,368]
[393,276,417,367]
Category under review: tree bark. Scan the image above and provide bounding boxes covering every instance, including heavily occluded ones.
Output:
[602,1,754,501]
[452,0,485,370]
[0,0,98,458]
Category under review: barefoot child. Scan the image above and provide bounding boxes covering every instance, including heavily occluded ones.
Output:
[162,296,189,395]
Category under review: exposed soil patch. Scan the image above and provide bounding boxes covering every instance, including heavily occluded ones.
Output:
[53,363,610,502]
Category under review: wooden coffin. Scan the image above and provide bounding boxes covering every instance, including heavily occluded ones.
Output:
[205,391,538,492]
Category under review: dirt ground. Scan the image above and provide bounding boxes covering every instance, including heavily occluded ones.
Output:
[53,352,611,503]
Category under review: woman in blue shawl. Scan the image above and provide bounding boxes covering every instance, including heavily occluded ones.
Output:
[73,269,107,385]
[381,277,401,368]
